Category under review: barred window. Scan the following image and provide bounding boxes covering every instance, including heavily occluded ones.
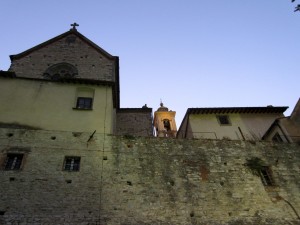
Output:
[63,157,81,171]
[259,166,274,186]
[4,154,23,170]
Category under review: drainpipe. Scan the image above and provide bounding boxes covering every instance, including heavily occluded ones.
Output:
[238,127,246,141]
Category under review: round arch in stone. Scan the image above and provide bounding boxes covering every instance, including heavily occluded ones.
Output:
[43,63,78,80]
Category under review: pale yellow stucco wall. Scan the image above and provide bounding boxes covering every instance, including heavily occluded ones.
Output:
[240,114,282,140]
[0,78,114,133]
[189,113,283,140]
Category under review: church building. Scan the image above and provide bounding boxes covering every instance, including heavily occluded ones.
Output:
[0,24,152,136]
[0,25,300,225]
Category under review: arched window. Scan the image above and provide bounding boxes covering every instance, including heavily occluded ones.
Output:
[163,119,171,131]
[43,63,78,80]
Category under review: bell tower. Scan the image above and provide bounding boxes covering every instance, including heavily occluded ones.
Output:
[153,102,177,138]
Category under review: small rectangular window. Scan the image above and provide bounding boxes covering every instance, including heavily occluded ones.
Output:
[64,156,81,171]
[4,154,23,170]
[217,115,231,125]
[259,166,274,186]
[76,97,93,109]
[74,88,94,110]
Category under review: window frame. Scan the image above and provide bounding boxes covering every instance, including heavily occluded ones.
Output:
[73,87,95,110]
[259,166,275,186]
[76,97,93,110]
[216,115,231,126]
[4,153,24,170]
[163,119,171,131]
[63,156,81,172]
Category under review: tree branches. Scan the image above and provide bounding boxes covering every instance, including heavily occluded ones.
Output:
[292,0,300,12]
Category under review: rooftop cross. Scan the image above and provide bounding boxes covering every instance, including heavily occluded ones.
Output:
[70,22,79,30]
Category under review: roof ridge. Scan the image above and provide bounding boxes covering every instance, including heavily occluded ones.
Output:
[10,29,116,61]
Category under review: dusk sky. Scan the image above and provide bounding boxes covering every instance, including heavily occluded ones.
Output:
[1,1,299,125]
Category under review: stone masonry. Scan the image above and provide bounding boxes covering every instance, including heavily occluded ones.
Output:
[116,108,153,137]
[0,128,299,225]
[9,31,117,82]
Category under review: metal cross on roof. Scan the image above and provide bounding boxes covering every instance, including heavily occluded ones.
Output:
[70,22,79,30]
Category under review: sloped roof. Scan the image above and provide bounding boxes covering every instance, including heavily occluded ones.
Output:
[187,106,288,114]
[261,118,285,141]
[10,28,117,61]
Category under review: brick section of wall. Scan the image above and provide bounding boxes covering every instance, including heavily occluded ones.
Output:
[9,34,116,82]
[0,128,299,225]
[116,108,153,137]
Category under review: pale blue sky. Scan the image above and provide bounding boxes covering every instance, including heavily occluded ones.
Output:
[1,1,299,125]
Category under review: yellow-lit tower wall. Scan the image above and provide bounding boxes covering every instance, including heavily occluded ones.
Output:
[153,103,177,137]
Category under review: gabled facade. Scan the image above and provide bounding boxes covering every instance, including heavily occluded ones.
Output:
[177,106,288,141]
[0,27,300,225]
[0,27,120,133]
[262,99,300,143]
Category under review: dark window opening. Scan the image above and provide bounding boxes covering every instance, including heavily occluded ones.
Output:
[76,97,93,109]
[163,119,171,131]
[259,166,274,186]
[217,115,231,125]
[4,154,23,170]
[64,157,81,171]
[272,132,283,143]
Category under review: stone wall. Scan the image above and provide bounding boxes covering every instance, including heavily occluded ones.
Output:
[9,33,116,82]
[116,108,153,137]
[0,128,299,225]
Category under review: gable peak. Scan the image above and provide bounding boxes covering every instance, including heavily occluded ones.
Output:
[70,22,79,31]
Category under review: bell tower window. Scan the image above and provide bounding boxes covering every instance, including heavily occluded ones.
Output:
[153,102,177,138]
[163,119,171,131]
